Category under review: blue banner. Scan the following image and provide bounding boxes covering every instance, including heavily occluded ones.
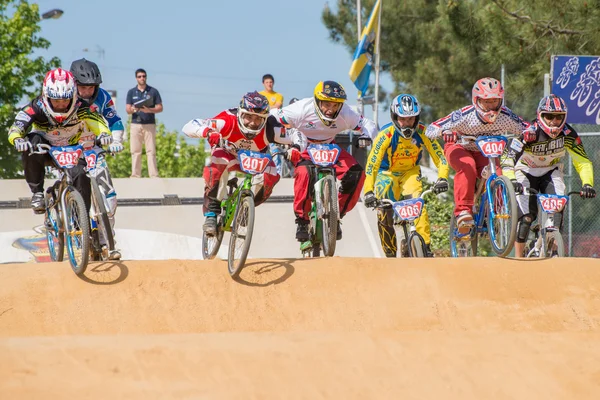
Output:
[552,55,600,125]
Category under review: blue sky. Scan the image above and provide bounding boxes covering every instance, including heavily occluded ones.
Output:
[35,0,394,134]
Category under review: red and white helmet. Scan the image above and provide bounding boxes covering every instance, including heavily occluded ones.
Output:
[472,77,504,123]
[537,94,568,138]
[41,68,78,124]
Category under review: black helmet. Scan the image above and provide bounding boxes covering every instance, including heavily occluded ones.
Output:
[70,58,102,104]
[289,97,299,105]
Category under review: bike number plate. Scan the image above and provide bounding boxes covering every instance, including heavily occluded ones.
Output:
[50,146,83,169]
[538,194,568,213]
[238,150,271,174]
[84,150,97,171]
[476,136,507,158]
[392,198,424,222]
[308,144,341,167]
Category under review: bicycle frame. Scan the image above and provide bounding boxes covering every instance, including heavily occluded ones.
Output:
[219,173,253,232]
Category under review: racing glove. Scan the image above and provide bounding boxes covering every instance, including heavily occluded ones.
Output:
[98,133,113,146]
[14,137,30,152]
[109,142,124,153]
[433,178,449,194]
[286,146,302,166]
[581,184,596,199]
[206,130,222,148]
[511,179,523,194]
[522,126,537,143]
[357,136,372,148]
[364,191,378,209]
[442,130,458,144]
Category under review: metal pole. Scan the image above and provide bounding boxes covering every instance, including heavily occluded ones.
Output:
[568,155,573,256]
[373,0,382,128]
[356,0,364,115]
[544,73,551,96]
[501,64,505,105]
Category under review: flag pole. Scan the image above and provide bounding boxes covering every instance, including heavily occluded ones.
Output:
[373,0,382,128]
[356,0,363,115]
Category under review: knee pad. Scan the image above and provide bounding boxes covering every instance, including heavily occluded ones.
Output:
[340,164,364,194]
[516,214,534,243]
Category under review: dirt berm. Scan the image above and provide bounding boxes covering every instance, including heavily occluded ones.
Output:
[1,257,600,399]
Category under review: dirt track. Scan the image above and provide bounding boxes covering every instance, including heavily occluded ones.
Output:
[2,257,600,399]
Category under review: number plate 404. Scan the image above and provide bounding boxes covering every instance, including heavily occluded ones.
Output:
[392,198,424,221]
[538,194,568,213]
[476,137,507,157]
[238,150,271,174]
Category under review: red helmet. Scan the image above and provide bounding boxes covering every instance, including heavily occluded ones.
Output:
[537,94,567,138]
[41,68,78,124]
[237,91,270,139]
[472,77,504,123]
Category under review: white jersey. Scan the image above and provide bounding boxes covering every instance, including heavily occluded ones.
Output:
[425,105,528,151]
[271,97,377,144]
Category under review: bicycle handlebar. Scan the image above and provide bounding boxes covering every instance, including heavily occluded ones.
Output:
[375,188,435,208]
[522,187,582,197]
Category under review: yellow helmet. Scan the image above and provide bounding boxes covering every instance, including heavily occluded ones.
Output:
[313,80,347,125]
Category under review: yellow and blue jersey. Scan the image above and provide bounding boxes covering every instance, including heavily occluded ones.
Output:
[364,122,449,193]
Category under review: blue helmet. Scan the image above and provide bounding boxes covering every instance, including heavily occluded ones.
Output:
[390,94,420,138]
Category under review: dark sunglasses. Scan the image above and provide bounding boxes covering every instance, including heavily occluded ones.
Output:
[137,74,146,78]
[544,113,565,121]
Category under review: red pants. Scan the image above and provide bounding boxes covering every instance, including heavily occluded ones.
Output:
[203,149,280,214]
[445,143,501,216]
[293,147,365,220]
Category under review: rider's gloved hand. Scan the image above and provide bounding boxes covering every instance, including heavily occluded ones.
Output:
[286,146,302,166]
[581,184,596,198]
[442,130,458,144]
[433,178,449,194]
[13,137,31,152]
[522,126,537,143]
[108,142,124,153]
[364,191,378,208]
[206,130,222,148]
[98,133,113,146]
[511,179,523,194]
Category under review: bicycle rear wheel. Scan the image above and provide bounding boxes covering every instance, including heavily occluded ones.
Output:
[90,177,114,260]
[202,219,224,260]
[64,188,90,275]
[488,175,518,257]
[320,176,338,257]
[228,195,255,278]
[449,213,478,257]
[545,231,565,258]
[408,232,426,257]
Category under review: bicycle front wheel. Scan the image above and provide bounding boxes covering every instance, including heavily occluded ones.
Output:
[320,176,338,257]
[408,232,426,258]
[64,188,90,275]
[45,201,64,262]
[488,175,518,257]
[228,195,255,278]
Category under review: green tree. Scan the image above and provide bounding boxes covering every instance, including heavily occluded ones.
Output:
[323,0,600,120]
[106,122,207,178]
[0,0,60,177]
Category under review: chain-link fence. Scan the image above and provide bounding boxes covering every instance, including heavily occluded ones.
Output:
[564,126,600,257]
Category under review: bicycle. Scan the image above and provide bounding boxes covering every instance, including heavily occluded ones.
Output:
[83,145,117,261]
[33,143,91,275]
[375,189,436,258]
[201,142,274,278]
[521,188,580,258]
[299,143,341,258]
[449,135,518,257]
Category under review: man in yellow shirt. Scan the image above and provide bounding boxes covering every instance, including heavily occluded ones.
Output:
[363,94,449,257]
[259,74,283,108]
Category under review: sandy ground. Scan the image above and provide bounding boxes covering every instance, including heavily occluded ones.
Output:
[1,257,600,399]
